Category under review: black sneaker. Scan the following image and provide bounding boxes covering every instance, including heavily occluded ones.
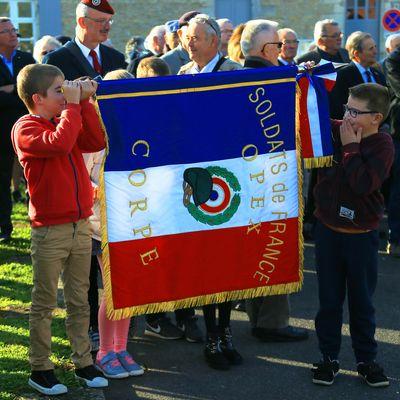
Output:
[220,327,243,365]
[178,317,203,343]
[204,335,230,370]
[28,370,68,396]
[146,316,184,340]
[311,359,340,386]
[357,361,389,388]
[75,364,108,388]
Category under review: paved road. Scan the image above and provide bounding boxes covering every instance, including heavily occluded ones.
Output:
[101,239,400,400]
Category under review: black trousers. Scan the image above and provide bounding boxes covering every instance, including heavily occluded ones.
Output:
[0,151,14,233]
[88,255,100,330]
[315,221,378,363]
[202,301,232,335]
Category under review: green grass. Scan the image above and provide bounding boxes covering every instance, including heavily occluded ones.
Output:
[0,204,78,399]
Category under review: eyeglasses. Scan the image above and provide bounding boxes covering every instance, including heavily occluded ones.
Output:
[0,28,18,35]
[84,16,113,25]
[282,40,299,45]
[322,32,343,39]
[261,41,283,52]
[343,104,378,118]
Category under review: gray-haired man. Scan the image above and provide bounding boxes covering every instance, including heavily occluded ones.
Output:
[241,19,309,343]
[296,19,350,64]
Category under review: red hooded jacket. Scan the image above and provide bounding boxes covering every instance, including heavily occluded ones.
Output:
[11,100,106,227]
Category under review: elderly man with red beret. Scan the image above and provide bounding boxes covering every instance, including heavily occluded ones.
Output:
[44,0,126,80]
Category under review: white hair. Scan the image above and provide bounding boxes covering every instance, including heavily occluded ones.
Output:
[385,33,400,51]
[144,25,166,53]
[216,18,232,27]
[313,19,338,42]
[277,28,298,39]
[76,3,90,19]
[33,35,62,62]
[240,19,279,57]
[188,14,221,45]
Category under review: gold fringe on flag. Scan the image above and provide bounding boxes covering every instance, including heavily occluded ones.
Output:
[303,155,333,169]
[107,282,303,320]
[295,83,304,296]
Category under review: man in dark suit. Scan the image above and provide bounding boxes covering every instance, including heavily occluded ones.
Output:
[384,47,400,257]
[0,17,35,242]
[241,19,309,343]
[44,0,126,80]
[296,19,350,65]
[329,31,386,120]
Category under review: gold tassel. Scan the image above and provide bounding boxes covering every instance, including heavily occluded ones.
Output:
[303,155,333,169]
[296,84,305,293]
[94,99,116,320]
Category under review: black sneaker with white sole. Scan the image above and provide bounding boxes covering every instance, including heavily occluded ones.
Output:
[178,317,203,343]
[75,364,108,388]
[357,361,389,388]
[28,370,68,396]
[145,316,184,340]
[311,359,340,386]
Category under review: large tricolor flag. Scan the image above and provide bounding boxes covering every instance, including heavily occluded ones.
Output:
[96,67,303,319]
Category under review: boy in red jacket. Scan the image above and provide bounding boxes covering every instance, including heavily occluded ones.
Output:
[12,64,107,395]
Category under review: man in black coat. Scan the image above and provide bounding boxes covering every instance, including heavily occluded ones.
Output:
[44,0,126,80]
[0,17,35,242]
[241,19,309,343]
[384,47,400,257]
[296,19,350,65]
[329,31,386,120]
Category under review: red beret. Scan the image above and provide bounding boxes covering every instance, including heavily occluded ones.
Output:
[178,11,200,28]
[80,0,114,15]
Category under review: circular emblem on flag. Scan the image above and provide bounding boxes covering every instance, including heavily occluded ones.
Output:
[184,166,241,226]
[92,0,101,6]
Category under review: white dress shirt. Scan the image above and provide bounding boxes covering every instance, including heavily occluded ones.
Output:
[74,37,102,69]
[189,52,221,74]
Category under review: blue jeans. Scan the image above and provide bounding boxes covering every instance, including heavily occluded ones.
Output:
[388,139,400,244]
[314,221,378,363]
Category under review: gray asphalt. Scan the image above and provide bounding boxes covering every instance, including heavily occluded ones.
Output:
[101,238,400,400]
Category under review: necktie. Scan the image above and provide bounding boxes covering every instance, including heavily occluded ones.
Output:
[89,49,102,75]
[365,70,372,83]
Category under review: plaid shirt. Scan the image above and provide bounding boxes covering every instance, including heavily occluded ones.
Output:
[314,120,394,231]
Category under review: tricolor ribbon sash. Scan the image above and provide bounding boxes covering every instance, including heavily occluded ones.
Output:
[96,67,304,319]
[296,61,336,168]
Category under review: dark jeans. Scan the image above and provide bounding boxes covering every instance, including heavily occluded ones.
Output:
[146,308,195,325]
[0,151,14,234]
[388,139,400,244]
[314,221,378,363]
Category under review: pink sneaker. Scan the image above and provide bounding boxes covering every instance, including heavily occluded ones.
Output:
[116,351,144,376]
[95,351,129,379]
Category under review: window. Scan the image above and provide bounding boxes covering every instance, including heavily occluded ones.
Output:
[0,0,38,52]
[346,0,377,20]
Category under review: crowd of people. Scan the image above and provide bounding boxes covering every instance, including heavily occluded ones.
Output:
[1,0,399,396]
